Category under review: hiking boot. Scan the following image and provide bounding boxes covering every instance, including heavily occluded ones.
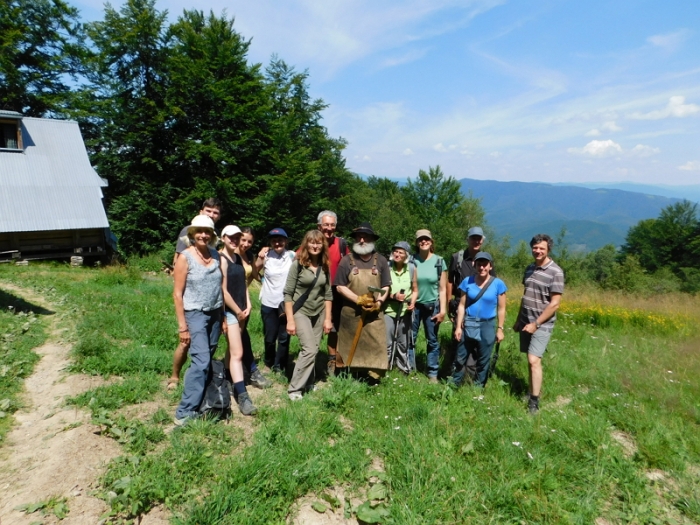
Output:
[250,369,272,389]
[528,397,539,415]
[326,355,336,377]
[288,391,303,401]
[237,392,258,416]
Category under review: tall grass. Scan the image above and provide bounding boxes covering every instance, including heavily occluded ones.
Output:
[1,263,699,524]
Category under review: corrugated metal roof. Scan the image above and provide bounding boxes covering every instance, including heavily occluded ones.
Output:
[0,110,23,119]
[0,117,110,233]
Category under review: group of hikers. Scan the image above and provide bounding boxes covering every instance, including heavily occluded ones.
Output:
[171,199,564,426]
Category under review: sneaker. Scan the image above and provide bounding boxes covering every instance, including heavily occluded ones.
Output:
[528,397,539,415]
[250,369,272,389]
[237,392,258,416]
[429,377,439,384]
[174,415,195,427]
[288,391,303,401]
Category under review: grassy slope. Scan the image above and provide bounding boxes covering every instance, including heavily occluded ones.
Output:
[1,263,698,524]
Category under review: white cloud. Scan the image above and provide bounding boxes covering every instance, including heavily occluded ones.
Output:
[433,143,457,152]
[601,121,622,132]
[489,151,501,158]
[567,140,622,157]
[647,29,690,52]
[402,148,415,155]
[629,96,700,120]
[678,161,700,171]
[630,144,660,157]
[226,0,506,78]
[585,129,601,137]
[380,48,430,69]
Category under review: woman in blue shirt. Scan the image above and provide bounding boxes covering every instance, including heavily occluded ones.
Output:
[453,252,507,387]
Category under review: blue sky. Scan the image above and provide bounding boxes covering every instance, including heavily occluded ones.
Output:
[75,0,700,185]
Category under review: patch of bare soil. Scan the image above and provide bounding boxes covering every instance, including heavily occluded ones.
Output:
[0,285,122,525]
[289,457,386,525]
[610,429,638,459]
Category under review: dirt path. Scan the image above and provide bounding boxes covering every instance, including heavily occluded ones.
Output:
[0,284,121,525]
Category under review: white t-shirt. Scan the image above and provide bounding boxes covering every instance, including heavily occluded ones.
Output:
[260,249,295,308]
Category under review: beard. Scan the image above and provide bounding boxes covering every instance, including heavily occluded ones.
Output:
[352,241,375,256]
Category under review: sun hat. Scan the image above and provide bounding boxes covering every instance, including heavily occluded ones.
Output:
[268,227,288,238]
[351,222,379,239]
[392,241,411,253]
[415,229,432,240]
[474,251,493,263]
[221,225,242,238]
[468,226,485,238]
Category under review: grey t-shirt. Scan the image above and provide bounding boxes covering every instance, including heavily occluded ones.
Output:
[182,249,223,312]
[517,259,564,332]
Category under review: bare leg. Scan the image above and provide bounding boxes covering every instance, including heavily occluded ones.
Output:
[528,354,543,397]
[226,324,245,384]
[169,341,189,388]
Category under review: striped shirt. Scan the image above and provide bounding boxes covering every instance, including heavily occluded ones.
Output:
[517,259,564,332]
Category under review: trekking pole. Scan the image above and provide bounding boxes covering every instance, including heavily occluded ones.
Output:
[488,342,501,379]
[388,289,405,370]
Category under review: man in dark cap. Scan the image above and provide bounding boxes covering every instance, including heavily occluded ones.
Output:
[333,223,391,373]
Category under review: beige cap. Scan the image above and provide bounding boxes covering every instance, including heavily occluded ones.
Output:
[415,229,432,240]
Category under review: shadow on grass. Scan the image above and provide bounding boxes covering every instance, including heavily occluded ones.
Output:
[0,288,55,316]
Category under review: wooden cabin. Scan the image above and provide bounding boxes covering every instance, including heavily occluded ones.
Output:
[0,110,113,262]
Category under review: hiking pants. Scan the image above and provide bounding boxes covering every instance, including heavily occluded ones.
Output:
[175,309,221,419]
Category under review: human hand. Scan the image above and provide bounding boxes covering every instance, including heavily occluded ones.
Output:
[522,322,537,334]
[431,312,445,323]
[395,291,406,302]
[323,319,333,334]
[407,300,416,312]
[258,247,270,259]
[357,293,377,312]
[237,310,247,322]
[454,327,462,341]
[496,327,504,343]
[286,321,296,336]
[179,329,191,345]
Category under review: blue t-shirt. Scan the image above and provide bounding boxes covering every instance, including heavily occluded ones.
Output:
[458,276,507,319]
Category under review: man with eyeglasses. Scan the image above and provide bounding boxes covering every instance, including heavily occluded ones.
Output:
[317,210,349,375]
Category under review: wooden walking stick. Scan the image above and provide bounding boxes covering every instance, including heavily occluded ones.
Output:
[346,310,367,367]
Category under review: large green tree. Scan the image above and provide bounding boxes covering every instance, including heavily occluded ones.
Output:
[401,165,485,257]
[0,0,85,116]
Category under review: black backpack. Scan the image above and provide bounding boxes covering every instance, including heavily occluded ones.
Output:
[198,359,232,420]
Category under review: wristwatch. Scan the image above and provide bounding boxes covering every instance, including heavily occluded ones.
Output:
[535,322,541,329]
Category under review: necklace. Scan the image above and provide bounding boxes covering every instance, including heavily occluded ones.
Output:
[195,247,212,265]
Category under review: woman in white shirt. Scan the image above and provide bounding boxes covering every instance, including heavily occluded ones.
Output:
[255,227,295,373]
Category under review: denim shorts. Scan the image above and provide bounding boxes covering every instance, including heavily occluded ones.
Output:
[225,311,240,325]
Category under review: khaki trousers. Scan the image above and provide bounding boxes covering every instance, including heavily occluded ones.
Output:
[288,312,324,393]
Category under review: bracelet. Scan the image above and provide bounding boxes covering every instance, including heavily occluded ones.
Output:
[498,326,504,330]
[178,328,189,333]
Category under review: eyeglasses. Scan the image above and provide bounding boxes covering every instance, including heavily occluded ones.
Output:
[417,238,431,243]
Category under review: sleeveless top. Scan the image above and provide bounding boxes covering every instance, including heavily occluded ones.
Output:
[222,252,247,313]
[182,249,223,312]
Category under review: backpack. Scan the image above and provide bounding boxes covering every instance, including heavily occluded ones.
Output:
[198,359,232,420]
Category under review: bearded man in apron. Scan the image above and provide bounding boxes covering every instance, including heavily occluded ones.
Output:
[333,223,391,372]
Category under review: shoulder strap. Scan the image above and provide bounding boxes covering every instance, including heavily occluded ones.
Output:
[467,276,495,307]
[292,265,322,314]
[338,237,347,256]
[458,250,465,269]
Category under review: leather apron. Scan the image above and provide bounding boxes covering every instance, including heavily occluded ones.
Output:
[337,254,388,370]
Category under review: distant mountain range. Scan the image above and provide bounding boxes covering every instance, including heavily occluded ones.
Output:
[459,179,688,252]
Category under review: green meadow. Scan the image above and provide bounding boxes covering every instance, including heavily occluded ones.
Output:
[1,262,698,524]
